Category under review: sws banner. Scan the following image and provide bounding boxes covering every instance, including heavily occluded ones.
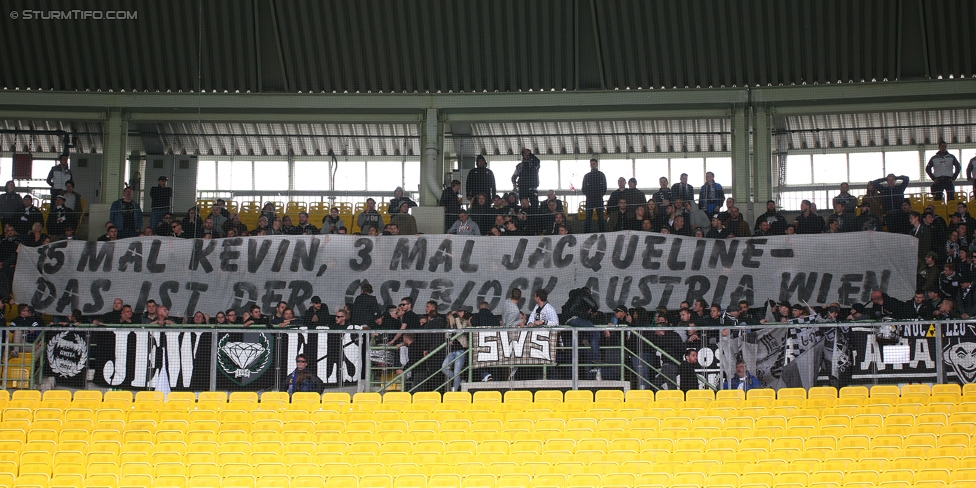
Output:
[471,329,559,368]
[15,232,917,316]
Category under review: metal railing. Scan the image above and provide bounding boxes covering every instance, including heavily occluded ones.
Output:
[0,319,968,393]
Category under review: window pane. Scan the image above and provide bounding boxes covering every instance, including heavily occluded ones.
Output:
[215,160,232,190]
[403,160,420,194]
[635,159,670,188]
[294,161,328,191]
[334,160,367,191]
[812,154,848,184]
[197,160,217,190]
[537,159,559,191]
[705,158,732,194]
[0,158,10,179]
[254,160,289,191]
[560,159,590,191]
[491,160,519,193]
[33,158,54,180]
[599,159,633,188]
[884,151,921,180]
[367,160,404,192]
[785,155,812,185]
[848,153,883,183]
[229,160,253,191]
[962,149,976,168]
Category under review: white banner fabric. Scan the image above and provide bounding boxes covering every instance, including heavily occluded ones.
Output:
[14,231,918,316]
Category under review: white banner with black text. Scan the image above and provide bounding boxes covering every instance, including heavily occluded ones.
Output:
[15,232,917,317]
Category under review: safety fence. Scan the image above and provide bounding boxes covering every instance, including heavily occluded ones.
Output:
[3,320,973,394]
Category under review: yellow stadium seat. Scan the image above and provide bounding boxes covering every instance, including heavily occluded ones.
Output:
[498,391,529,404]
[594,390,624,403]
[535,390,564,403]
[11,390,41,403]
[840,386,869,399]
[40,390,71,403]
[187,475,223,487]
[846,470,879,484]
[443,392,472,404]
[870,384,900,397]
[83,474,119,488]
[410,392,440,405]
[654,390,684,402]
[354,392,382,404]
[529,474,566,487]
[777,387,807,400]
[192,391,223,404]
[285,201,307,218]
[807,471,844,486]
[456,473,492,488]
[294,475,328,488]
[563,390,593,403]
[745,389,775,401]
[624,390,655,405]
[255,474,290,488]
[133,391,163,404]
[902,384,931,396]
[933,384,962,397]
[493,473,531,488]
[715,389,744,402]
[685,390,714,402]
[224,474,257,488]
[101,391,132,403]
[69,391,102,404]
[470,391,501,404]
[390,474,426,488]
[771,436,804,452]
[382,392,412,404]
[260,391,289,404]
[49,473,84,488]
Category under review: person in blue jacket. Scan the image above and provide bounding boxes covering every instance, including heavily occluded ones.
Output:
[698,171,725,214]
[287,353,324,395]
[109,186,143,238]
[724,359,761,391]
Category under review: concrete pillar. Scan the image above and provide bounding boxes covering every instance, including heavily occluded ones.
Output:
[420,108,445,206]
[753,106,773,203]
[730,105,751,206]
[100,109,128,203]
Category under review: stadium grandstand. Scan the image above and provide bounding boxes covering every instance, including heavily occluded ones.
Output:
[1,0,976,487]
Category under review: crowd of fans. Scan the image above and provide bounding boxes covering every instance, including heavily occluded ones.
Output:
[4,145,976,393]
[0,271,962,395]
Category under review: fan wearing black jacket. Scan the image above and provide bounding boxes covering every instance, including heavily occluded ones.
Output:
[649,310,685,390]
[561,287,604,378]
[581,158,608,233]
[465,155,497,205]
[677,348,700,392]
[901,291,935,320]
[512,149,541,208]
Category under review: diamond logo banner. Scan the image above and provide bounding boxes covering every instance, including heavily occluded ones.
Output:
[217,333,274,386]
